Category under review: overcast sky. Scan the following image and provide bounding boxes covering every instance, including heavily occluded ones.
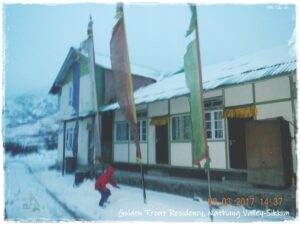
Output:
[3,3,296,97]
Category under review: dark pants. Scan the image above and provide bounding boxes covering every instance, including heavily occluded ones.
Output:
[99,188,111,206]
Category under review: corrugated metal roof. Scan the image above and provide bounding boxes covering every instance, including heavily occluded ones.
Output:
[100,45,297,112]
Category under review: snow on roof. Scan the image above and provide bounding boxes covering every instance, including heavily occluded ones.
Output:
[100,45,296,112]
[202,45,296,83]
[50,48,161,94]
[93,52,161,80]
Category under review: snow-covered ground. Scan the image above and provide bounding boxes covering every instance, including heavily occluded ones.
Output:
[4,150,294,222]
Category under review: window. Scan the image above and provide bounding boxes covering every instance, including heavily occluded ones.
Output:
[65,127,75,150]
[116,122,129,141]
[137,120,147,141]
[172,115,191,141]
[116,121,147,142]
[68,85,73,106]
[115,111,148,142]
[204,98,223,109]
[135,111,147,142]
[205,110,224,140]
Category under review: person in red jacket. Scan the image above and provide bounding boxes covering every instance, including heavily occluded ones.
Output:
[95,166,120,207]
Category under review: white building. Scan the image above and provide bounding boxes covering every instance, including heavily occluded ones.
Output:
[51,44,297,185]
[102,45,297,180]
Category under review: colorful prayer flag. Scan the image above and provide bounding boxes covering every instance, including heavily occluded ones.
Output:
[110,4,142,162]
[184,4,208,166]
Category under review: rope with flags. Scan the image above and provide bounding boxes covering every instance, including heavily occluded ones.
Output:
[184,4,213,221]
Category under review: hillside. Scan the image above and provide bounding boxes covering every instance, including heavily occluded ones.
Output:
[3,89,59,150]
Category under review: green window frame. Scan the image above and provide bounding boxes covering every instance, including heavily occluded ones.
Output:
[171,114,192,141]
[205,110,224,140]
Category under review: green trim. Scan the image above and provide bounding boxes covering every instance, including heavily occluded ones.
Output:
[128,141,148,144]
[112,113,115,162]
[217,71,295,90]
[252,83,256,104]
[147,104,149,165]
[127,132,130,163]
[62,57,90,85]
[79,57,89,76]
[95,67,105,106]
[170,140,192,143]
[222,88,226,106]
[186,96,193,166]
[207,139,226,143]
[255,98,292,106]
[224,118,230,169]
[101,71,296,113]
[203,95,223,101]
[63,69,72,85]
[289,76,297,140]
[168,99,171,166]
[222,88,230,169]
[170,112,191,117]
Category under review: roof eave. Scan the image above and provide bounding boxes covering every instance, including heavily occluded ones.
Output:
[48,47,78,95]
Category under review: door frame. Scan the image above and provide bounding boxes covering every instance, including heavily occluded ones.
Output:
[155,124,169,165]
[227,118,251,170]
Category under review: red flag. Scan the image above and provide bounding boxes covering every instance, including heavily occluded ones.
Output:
[110,4,142,162]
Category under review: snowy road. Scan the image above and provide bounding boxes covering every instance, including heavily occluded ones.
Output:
[4,151,294,222]
[5,161,77,221]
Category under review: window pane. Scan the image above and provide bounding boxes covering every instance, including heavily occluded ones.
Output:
[141,120,147,141]
[205,113,211,120]
[207,131,212,139]
[214,121,222,129]
[206,121,211,130]
[183,116,191,140]
[172,117,179,140]
[215,130,223,139]
[116,123,128,141]
[214,111,222,120]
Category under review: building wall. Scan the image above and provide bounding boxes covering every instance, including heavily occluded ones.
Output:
[59,82,76,117]
[255,76,290,102]
[170,143,192,167]
[225,84,253,107]
[114,143,129,162]
[202,142,227,169]
[57,122,64,165]
[148,100,168,117]
[112,74,296,173]
[79,75,94,113]
[129,143,148,163]
[204,89,222,99]
[170,96,190,114]
[57,121,75,168]
[169,97,193,168]
[76,117,93,166]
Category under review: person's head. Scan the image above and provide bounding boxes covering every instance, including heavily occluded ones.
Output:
[106,165,116,175]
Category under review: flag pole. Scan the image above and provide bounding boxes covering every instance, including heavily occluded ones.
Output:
[140,163,147,204]
[193,5,213,222]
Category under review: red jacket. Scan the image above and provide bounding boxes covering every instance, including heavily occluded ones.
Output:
[95,166,117,192]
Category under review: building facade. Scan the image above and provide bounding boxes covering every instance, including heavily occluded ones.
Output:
[51,43,297,183]
[110,72,297,175]
[50,47,158,170]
